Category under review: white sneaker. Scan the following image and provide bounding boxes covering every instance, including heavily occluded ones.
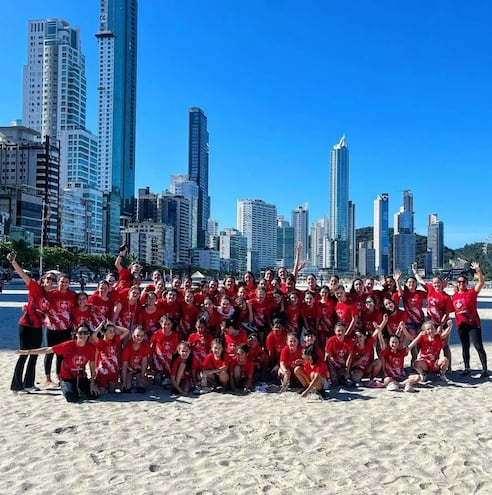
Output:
[387,382,400,392]
[404,383,416,393]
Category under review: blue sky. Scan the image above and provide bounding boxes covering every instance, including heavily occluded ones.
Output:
[1,0,491,249]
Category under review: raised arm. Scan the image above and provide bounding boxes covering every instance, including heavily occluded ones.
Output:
[411,262,426,286]
[114,244,128,271]
[471,262,485,293]
[7,252,32,285]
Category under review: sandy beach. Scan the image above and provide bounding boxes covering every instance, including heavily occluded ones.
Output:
[1,284,492,495]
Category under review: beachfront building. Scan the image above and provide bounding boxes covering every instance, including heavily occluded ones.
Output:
[358,241,376,276]
[22,18,103,252]
[291,204,309,262]
[237,199,277,273]
[96,0,138,252]
[170,174,199,249]
[374,193,390,276]
[310,217,329,269]
[393,189,416,274]
[427,213,444,270]
[188,107,210,249]
[327,135,351,272]
[219,228,248,274]
[0,125,60,246]
[277,216,295,270]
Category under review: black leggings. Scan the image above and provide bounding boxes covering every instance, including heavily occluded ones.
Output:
[457,324,487,371]
[10,324,43,391]
[44,329,72,377]
[60,378,98,402]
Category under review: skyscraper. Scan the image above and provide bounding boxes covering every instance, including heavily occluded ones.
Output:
[22,19,97,247]
[277,216,295,270]
[237,199,277,273]
[291,203,309,261]
[427,213,444,269]
[97,0,138,250]
[23,19,86,139]
[328,135,350,271]
[310,217,329,268]
[393,190,416,273]
[374,193,390,276]
[188,107,210,249]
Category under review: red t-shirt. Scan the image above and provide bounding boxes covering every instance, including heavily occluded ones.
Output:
[401,289,426,324]
[265,331,287,359]
[417,334,444,362]
[188,332,213,366]
[95,335,122,375]
[171,355,199,377]
[45,289,77,330]
[53,340,96,380]
[229,356,254,378]
[71,306,94,330]
[335,301,355,327]
[137,307,163,336]
[303,360,329,378]
[382,347,408,380]
[424,284,453,324]
[325,336,354,369]
[121,341,150,371]
[279,345,303,370]
[453,289,480,327]
[117,299,141,329]
[318,299,336,336]
[20,280,49,328]
[224,330,249,359]
[88,293,114,327]
[352,336,376,370]
[202,352,230,371]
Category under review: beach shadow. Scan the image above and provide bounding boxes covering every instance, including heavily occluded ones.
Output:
[328,388,374,402]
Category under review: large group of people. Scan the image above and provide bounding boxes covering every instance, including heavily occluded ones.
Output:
[7,244,489,402]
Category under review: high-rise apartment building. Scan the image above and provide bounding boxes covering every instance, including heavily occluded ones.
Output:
[22,19,103,251]
[170,174,199,249]
[374,193,390,276]
[219,228,248,274]
[237,199,277,273]
[310,217,329,268]
[328,135,350,271]
[277,216,295,270]
[427,213,444,269]
[23,19,86,139]
[393,190,416,273]
[291,203,309,261]
[188,107,210,249]
[0,126,59,245]
[97,0,138,250]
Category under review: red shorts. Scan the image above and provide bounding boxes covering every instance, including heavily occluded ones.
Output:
[96,371,119,387]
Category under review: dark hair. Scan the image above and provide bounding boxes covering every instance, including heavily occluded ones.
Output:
[237,343,249,354]
[302,344,319,364]
[171,340,194,372]
[211,337,226,359]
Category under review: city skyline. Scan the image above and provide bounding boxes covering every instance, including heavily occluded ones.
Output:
[1,1,492,249]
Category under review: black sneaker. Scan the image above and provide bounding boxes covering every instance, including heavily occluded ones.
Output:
[461,369,471,376]
[319,389,330,400]
[480,370,489,379]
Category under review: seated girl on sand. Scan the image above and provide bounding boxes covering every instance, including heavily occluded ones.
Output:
[121,326,150,393]
[375,320,422,392]
[412,320,452,383]
[294,344,330,399]
[278,333,303,392]
[201,338,230,391]
[324,322,354,386]
[170,341,198,395]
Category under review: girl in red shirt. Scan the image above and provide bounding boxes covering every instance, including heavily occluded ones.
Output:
[294,345,330,399]
[149,314,179,383]
[170,341,199,396]
[229,343,254,393]
[201,338,230,391]
[278,333,303,392]
[121,326,150,393]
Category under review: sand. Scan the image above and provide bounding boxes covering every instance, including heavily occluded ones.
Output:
[1,284,492,495]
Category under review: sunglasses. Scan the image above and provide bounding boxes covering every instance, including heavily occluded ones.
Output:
[457,280,467,284]
[77,330,90,336]
[365,300,375,304]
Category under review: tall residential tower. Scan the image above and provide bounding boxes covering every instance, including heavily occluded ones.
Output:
[393,190,416,273]
[97,0,138,251]
[374,193,390,276]
[188,107,210,249]
[328,135,350,272]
